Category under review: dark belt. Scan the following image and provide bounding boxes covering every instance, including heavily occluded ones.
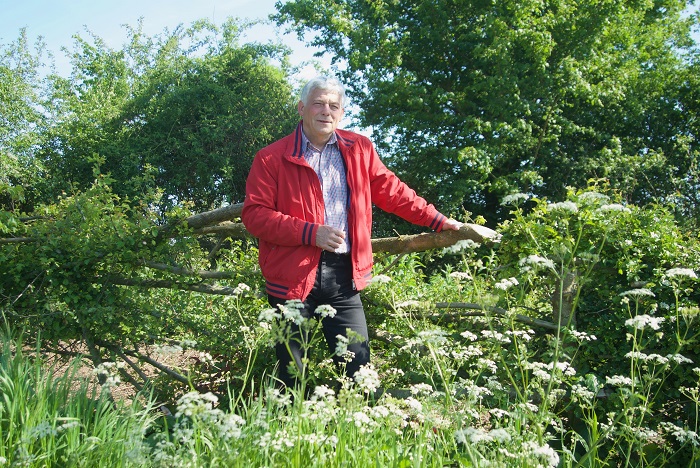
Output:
[321,250,350,260]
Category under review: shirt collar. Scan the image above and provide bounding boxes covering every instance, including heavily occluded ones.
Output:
[301,128,338,152]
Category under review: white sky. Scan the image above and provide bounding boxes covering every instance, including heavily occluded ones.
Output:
[0,0,326,80]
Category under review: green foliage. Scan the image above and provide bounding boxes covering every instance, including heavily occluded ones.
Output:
[276,0,700,225]
[35,18,299,212]
[2,176,161,343]
[0,331,157,466]
[495,185,700,384]
[0,29,50,212]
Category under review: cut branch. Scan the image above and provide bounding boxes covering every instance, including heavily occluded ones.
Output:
[159,203,244,237]
[192,222,251,238]
[435,302,558,331]
[371,224,499,254]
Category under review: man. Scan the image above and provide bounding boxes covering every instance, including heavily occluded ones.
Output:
[241,76,462,390]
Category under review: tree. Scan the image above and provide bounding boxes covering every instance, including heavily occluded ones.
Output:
[39,18,300,212]
[275,0,699,225]
[0,29,50,213]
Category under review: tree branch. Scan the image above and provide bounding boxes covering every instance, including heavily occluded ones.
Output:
[104,276,243,296]
[122,349,191,385]
[435,302,558,331]
[371,224,499,254]
[0,237,34,244]
[141,260,236,279]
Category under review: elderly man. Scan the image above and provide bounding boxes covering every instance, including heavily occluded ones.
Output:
[242,76,461,390]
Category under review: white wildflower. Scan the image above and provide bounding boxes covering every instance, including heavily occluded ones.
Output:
[460,330,478,341]
[625,352,669,364]
[606,375,633,386]
[449,271,472,280]
[218,413,246,440]
[232,282,251,295]
[477,358,498,374]
[501,193,530,206]
[417,329,449,346]
[620,288,655,298]
[410,383,435,396]
[489,408,511,419]
[666,353,693,364]
[265,388,292,407]
[578,192,610,204]
[280,304,305,325]
[597,203,631,213]
[568,329,597,342]
[29,421,57,440]
[625,314,665,330]
[455,427,492,444]
[548,201,579,213]
[495,277,519,290]
[481,330,511,344]
[350,411,373,429]
[523,441,560,467]
[443,239,480,254]
[665,268,697,279]
[506,329,534,341]
[175,391,218,418]
[660,422,700,447]
[571,384,596,402]
[519,254,555,271]
[312,385,336,401]
[354,364,381,394]
[489,428,512,443]
[370,274,392,284]
[335,334,349,357]
[316,304,336,318]
[258,308,279,323]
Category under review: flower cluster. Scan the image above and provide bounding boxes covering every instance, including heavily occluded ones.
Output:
[519,254,555,271]
[353,364,381,394]
[494,277,519,290]
[93,361,124,389]
[625,314,665,331]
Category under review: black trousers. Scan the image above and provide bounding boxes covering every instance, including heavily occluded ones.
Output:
[268,251,370,390]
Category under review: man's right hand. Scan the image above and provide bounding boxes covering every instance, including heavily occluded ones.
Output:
[315,225,346,252]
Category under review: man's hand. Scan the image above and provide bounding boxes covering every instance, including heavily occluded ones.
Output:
[315,225,346,252]
[442,218,463,231]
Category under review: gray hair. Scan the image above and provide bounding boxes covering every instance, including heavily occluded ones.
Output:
[300,76,347,107]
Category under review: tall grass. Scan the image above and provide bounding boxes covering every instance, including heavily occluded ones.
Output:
[0,330,157,466]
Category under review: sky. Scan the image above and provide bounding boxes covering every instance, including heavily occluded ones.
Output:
[0,0,325,80]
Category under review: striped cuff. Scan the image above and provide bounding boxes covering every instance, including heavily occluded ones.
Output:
[301,222,319,246]
[429,213,446,232]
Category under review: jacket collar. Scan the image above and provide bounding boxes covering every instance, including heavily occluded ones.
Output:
[287,121,359,162]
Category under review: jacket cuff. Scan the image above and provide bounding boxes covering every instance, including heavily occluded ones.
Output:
[301,222,319,246]
[429,212,447,232]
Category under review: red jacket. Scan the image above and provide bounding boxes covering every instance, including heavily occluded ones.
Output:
[241,123,448,300]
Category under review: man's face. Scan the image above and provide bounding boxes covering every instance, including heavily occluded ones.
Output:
[298,88,345,147]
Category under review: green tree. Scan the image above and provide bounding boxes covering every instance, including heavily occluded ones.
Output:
[275,0,699,225]
[39,18,299,212]
[0,29,50,213]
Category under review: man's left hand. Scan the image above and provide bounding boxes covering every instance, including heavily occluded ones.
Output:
[442,218,463,231]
